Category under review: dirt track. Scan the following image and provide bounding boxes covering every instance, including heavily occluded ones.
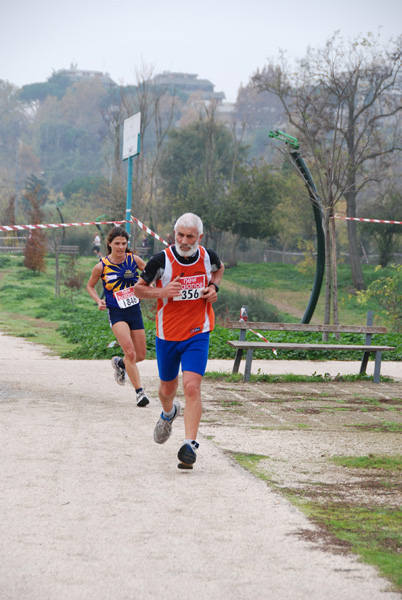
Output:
[1,331,401,600]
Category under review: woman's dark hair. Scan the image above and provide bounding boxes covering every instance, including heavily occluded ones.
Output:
[106,226,132,254]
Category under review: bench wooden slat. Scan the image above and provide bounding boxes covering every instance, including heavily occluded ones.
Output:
[47,244,79,255]
[227,341,396,352]
[227,321,387,334]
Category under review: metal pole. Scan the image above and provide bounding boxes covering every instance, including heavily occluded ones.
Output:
[126,155,133,241]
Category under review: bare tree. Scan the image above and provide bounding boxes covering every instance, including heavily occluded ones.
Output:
[253,31,402,309]
[101,92,126,183]
[101,63,179,243]
[142,83,179,233]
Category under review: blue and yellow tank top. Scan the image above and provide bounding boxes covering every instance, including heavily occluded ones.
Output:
[100,252,140,309]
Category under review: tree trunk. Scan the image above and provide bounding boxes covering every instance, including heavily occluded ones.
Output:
[330,214,340,339]
[323,212,331,340]
[54,249,60,298]
[225,233,240,268]
[345,197,366,290]
[344,112,366,292]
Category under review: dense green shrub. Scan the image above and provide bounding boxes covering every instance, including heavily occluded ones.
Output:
[58,311,157,359]
[357,265,402,333]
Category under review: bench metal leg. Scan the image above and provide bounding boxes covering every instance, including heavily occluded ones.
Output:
[232,329,246,374]
[244,349,254,382]
[373,351,382,384]
[360,351,370,375]
[232,349,243,374]
[361,309,373,376]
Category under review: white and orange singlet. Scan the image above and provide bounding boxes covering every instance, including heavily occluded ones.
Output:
[156,246,215,341]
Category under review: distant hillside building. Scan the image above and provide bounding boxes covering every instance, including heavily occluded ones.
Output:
[56,65,117,88]
[152,71,225,102]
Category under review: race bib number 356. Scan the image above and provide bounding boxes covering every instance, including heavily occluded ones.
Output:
[114,286,139,308]
[173,275,205,301]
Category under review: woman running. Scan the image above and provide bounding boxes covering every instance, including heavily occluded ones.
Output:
[86,226,149,407]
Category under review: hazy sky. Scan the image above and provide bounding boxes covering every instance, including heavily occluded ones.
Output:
[1,0,401,102]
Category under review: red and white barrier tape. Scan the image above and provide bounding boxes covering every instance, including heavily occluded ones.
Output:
[4,213,400,232]
[0,216,170,246]
[334,214,402,225]
[250,329,278,355]
[240,317,277,355]
[0,219,128,232]
[130,216,168,246]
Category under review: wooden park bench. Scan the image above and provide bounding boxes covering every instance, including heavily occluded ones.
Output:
[227,311,395,384]
[47,244,79,256]
[0,235,27,253]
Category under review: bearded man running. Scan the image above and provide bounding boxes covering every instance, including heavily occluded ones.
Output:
[134,213,224,470]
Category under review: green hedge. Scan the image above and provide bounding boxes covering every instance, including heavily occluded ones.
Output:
[55,304,402,361]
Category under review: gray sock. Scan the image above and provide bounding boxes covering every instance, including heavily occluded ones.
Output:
[163,406,176,419]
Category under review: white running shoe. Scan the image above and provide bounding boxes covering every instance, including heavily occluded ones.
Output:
[111,356,125,386]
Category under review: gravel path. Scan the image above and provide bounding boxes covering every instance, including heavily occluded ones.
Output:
[0,331,400,600]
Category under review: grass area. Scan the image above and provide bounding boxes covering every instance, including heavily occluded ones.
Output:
[330,455,402,471]
[204,371,394,384]
[233,453,272,481]
[346,421,402,433]
[301,503,402,592]
[0,312,75,356]
[0,253,401,361]
[0,254,92,355]
[222,262,395,326]
[233,451,402,593]
[0,254,157,358]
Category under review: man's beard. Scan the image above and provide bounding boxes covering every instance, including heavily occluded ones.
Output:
[175,240,199,258]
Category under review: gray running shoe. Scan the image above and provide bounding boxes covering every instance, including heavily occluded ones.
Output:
[111,356,125,386]
[153,400,181,444]
[136,389,150,407]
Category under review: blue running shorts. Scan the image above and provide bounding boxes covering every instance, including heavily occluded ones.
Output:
[156,332,210,382]
[107,305,144,330]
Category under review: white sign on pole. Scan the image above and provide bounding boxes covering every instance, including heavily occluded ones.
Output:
[122,112,141,159]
